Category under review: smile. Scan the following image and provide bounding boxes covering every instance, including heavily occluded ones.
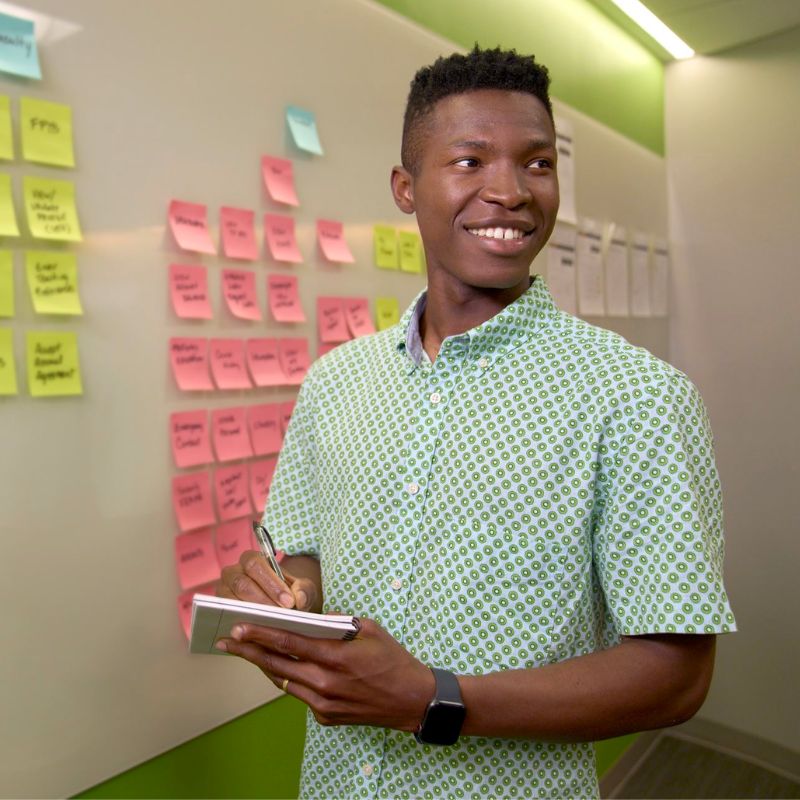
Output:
[466,227,531,240]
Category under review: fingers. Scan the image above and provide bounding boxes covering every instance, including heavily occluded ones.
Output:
[219,550,295,608]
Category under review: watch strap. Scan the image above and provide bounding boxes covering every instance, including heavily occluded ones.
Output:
[431,667,462,704]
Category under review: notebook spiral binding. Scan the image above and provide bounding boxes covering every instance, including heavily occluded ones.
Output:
[342,617,361,641]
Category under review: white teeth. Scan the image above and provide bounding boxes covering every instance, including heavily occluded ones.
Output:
[467,227,526,240]
[503,228,514,240]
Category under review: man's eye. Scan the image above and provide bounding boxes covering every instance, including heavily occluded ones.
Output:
[528,158,553,170]
[454,157,479,167]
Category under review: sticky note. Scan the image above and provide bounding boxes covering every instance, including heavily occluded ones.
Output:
[343,297,375,338]
[214,464,252,522]
[0,96,12,160]
[261,156,299,206]
[25,250,82,315]
[178,583,217,639]
[264,214,302,263]
[247,403,283,456]
[280,400,296,433]
[168,199,216,254]
[0,12,41,80]
[0,250,13,317]
[169,337,213,391]
[209,338,252,390]
[250,457,278,512]
[215,518,252,568]
[0,327,17,394]
[175,528,220,591]
[0,173,19,237]
[172,471,217,532]
[26,330,82,397]
[278,338,310,386]
[169,263,212,320]
[211,406,253,462]
[317,342,340,358]
[23,176,81,241]
[317,297,350,343]
[376,296,400,331]
[20,97,75,167]
[222,269,261,321]
[399,230,425,274]
[286,105,323,155]
[268,274,305,323]
[169,410,213,469]
[316,219,354,263]
[246,338,284,387]
[374,225,399,270]
[220,206,258,260]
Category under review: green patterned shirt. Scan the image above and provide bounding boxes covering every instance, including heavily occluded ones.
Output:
[264,277,735,800]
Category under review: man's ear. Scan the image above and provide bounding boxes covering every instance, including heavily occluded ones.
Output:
[391,165,415,215]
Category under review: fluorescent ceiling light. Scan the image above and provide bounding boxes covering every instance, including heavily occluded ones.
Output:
[609,0,695,59]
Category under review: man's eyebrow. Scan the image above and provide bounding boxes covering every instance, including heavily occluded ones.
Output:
[447,138,555,151]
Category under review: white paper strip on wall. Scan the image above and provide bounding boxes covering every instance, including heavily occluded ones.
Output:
[545,223,577,315]
[576,217,604,316]
[652,240,669,316]
[554,117,577,225]
[605,223,629,317]
[630,232,652,317]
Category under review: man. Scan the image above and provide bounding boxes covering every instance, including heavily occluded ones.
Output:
[218,46,735,799]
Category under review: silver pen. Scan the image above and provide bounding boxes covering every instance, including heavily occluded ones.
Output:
[252,521,286,583]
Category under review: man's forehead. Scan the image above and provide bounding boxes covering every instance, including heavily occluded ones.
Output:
[428,90,554,135]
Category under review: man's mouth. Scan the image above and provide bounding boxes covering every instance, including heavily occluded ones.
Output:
[465,226,532,241]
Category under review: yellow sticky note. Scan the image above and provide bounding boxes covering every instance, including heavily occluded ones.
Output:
[23,176,82,241]
[399,230,425,274]
[374,224,399,270]
[0,250,13,317]
[0,327,17,394]
[26,330,83,397]
[20,97,75,167]
[25,250,82,315]
[0,96,13,160]
[375,296,400,331]
[0,173,19,237]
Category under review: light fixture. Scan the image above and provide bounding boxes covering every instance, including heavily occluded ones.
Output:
[608,0,695,59]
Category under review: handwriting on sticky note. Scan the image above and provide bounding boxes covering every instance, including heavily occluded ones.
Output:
[316,297,350,343]
[399,230,425,274]
[264,213,302,263]
[170,410,213,469]
[222,269,261,321]
[0,174,18,237]
[168,199,216,254]
[172,472,217,532]
[374,225,399,270]
[0,326,17,395]
[246,338,284,387]
[280,400,295,433]
[175,528,220,591]
[0,96,13,160]
[278,338,310,386]
[0,250,14,317]
[26,330,82,397]
[209,338,252,390]
[25,250,82,315]
[261,156,299,206]
[250,457,278,511]
[20,97,75,167]
[23,177,81,241]
[268,274,305,322]
[169,263,212,319]
[215,518,252,568]
[214,465,252,522]
[316,219,354,263]
[211,406,253,462]
[286,106,323,155]
[169,337,213,391]
[220,206,258,260]
[375,297,400,331]
[344,297,375,338]
[0,12,41,80]
[247,403,284,455]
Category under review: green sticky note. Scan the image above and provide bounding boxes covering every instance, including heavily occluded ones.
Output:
[374,224,399,270]
[0,96,13,160]
[399,230,425,274]
[375,296,400,331]
[23,176,82,241]
[0,12,41,80]
[0,250,13,317]
[25,250,82,315]
[0,326,17,394]
[0,173,19,237]
[286,105,323,155]
[26,330,83,397]
[20,97,75,167]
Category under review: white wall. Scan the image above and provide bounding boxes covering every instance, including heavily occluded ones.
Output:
[666,25,800,752]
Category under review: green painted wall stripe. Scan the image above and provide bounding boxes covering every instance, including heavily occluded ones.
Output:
[373,0,665,154]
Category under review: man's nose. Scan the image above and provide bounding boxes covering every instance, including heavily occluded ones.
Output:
[478,162,532,208]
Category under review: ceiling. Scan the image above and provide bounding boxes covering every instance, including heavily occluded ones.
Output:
[589,0,800,59]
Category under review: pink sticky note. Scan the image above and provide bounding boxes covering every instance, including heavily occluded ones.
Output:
[169,338,213,391]
[278,338,311,386]
[169,264,213,320]
[264,214,303,263]
[214,464,252,522]
[178,582,217,639]
[175,528,220,591]
[343,297,376,338]
[316,219,354,263]
[220,206,258,260]
[317,342,341,358]
[261,156,299,206]
[250,457,278,511]
[248,403,284,455]
[170,410,213,468]
[172,471,217,532]
[268,274,305,322]
[211,406,253,462]
[317,297,351,343]
[246,338,285,387]
[209,338,252,390]
[168,200,217,254]
[215,518,253,568]
[222,269,262,321]
[281,400,296,433]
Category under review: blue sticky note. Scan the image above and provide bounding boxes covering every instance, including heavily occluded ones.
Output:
[0,12,41,80]
[286,105,323,156]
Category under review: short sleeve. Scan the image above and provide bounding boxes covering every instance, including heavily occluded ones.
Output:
[262,371,321,558]
[592,373,736,635]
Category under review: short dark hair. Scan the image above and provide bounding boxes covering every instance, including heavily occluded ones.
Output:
[401,45,553,173]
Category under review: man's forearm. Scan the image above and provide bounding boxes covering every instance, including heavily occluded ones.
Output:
[281,554,323,613]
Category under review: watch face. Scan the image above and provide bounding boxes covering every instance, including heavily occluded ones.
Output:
[416,700,466,746]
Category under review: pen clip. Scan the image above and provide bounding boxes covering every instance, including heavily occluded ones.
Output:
[252,521,286,583]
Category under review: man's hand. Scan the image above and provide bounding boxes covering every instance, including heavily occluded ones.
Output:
[217,618,436,731]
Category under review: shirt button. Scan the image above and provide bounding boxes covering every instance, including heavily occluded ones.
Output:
[390,578,403,591]
[430,391,442,405]
[407,482,420,495]
[362,763,374,777]
[478,357,489,369]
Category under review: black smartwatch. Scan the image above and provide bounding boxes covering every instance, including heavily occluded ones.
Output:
[415,668,466,746]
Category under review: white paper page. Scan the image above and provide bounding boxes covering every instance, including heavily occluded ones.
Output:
[605,224,629,317]
[630,232,652,317]
[554,117,577,225]
[651,240,669,317]
[576,218,604,316]
[545,223,577,315]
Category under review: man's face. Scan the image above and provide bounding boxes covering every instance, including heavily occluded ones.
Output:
[392,89,559,296]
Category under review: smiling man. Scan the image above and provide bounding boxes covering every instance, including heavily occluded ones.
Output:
[218,47,735,799]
